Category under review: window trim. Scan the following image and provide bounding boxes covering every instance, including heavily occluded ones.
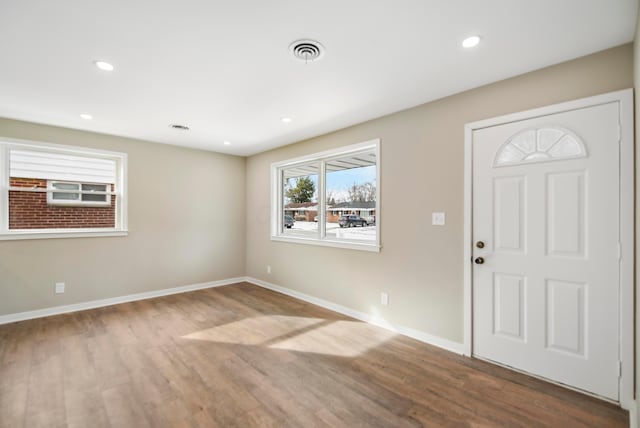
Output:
[0,137,128,240]
[270,139,380,252]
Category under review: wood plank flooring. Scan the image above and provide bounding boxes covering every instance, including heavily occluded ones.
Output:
[0,282,628,427]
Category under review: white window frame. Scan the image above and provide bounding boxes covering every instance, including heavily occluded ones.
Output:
[271,139,380,252]
[0,137,128,240]
[46,181,112,207]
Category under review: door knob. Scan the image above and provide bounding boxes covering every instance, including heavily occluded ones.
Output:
[476,241,485,249]
[474,257,485,265]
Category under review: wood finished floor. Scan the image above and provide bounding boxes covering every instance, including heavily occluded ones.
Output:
[0,282,627,427]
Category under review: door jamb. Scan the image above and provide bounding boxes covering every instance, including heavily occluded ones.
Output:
[462,88,634,409]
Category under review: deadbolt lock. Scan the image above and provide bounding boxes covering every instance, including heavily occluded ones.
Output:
[476,241,485,249]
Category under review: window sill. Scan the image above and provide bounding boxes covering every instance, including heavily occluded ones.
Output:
[271,235,381,252]
[0,229,128,241]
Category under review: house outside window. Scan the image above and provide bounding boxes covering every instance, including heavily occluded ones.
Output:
[271,139,380,252]
[0,138,127,240]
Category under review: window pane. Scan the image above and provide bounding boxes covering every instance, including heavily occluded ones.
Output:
[281,163,319,238]
[81,193,107,202]
[9,178,115,229]
[5,143,124,234]
[50,181,80,200]
[82,183,107,192]
[81,183,109,203]
[52,182,80,190]
[52,192,80,200]
[325,151,377,242]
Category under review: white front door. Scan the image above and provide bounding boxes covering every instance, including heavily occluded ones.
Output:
[472,100,621,400]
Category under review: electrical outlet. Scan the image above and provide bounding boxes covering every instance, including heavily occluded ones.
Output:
[380,292,389,306]
[267,265,271,275]
[55,282,65,294]
[432,212,446,226]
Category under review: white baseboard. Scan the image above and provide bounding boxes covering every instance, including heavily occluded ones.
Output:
[0,277,246,325]
[245,276,465,355]
[625,399,637,428]
[1,275,465,356]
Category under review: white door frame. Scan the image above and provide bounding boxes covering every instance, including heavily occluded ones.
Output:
[462,89,634,409]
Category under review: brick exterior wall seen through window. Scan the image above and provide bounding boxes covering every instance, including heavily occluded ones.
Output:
[9,177,116,229]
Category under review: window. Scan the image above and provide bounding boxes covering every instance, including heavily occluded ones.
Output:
[271,139,380,251]
[494,127,587,167]
[0,138,127,240]
[47,181,111,206]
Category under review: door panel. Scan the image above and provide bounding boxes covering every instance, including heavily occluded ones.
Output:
[546,172,586,258]
[493,176,526,253]
[472,102,620,401]
[546,279,586,356]
[493,273,526,341]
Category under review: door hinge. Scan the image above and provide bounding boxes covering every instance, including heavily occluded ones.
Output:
[617,242,622,261]
[617,361,622,378]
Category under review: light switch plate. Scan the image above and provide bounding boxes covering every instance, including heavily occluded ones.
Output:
[381,292,389,306]
[432,212,446,226]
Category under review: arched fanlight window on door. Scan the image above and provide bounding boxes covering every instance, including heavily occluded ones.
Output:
[494,127,587,167]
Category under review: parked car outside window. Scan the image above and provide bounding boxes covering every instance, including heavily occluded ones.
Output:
[338,215,367,228]
[284,215,295,228]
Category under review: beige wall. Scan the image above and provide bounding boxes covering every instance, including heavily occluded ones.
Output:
[0,45,632,341]
[246,44,633,344]
[0,119,246,315]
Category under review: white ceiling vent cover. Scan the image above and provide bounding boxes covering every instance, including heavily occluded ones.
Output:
[289,39,325,62]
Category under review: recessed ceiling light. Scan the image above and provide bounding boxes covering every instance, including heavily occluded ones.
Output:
[169,124,189,131]
[281,117,292,123]
[223,141,231,146]
[94,60,114,71]
[79,113,93,120]
[462,36,481,48]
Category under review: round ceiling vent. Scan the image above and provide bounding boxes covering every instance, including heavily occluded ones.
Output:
[289,39,324,62]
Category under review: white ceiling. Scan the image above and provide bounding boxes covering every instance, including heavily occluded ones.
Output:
[0,1,636,156]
